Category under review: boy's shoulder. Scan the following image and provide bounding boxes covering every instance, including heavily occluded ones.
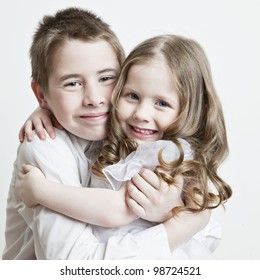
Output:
[17,128,86,162]
[15,130,90,187]
[22,128,72,149]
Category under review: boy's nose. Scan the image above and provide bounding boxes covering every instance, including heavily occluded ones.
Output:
[82,85,104,107]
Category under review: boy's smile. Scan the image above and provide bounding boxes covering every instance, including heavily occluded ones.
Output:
[78,112,109,122]
[45,39,120,141]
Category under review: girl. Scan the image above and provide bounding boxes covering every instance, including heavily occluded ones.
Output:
[98,34,232,215]
[19,34,231,258]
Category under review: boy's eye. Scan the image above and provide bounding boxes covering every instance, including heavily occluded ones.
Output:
[65,81,82,87]
[99,76,115,83]
[156,100,168,107]
[128,92,139,100]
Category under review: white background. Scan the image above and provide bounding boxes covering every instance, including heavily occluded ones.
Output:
[0,0,259,260]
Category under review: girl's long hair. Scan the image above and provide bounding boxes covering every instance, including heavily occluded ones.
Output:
[92,34,232,214]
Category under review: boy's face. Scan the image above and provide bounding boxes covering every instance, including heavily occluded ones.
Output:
[117,59,180,145]
[45,39,120,141]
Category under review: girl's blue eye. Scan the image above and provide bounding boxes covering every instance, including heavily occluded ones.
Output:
[156,100,168,107]
[128,92,139,100]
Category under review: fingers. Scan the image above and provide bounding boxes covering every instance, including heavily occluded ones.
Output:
[18,108,58,143]
[126,187,146,217]
[25,120,38,141]
[33,118,47,140]
[21,118,46,142]
[17,164,32,181]
[137,168,161,190]
[18,126,26,143]
[172,175,184,190]
[21,164,35,173]
[129,169,163,204]
[18,164,35,179]
[19,120,34,143]
[138,169,184,190]
[127,181,149,209]
[22,115,56,141]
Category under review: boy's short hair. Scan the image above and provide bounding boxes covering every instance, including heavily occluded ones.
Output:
[30,7,125,93]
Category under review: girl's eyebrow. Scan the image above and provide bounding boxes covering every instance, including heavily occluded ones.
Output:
[122,84,138,92]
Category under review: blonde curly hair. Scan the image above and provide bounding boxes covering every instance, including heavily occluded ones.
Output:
[92,34,232,215]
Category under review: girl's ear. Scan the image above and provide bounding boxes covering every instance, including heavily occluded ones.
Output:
[31,81,49,109]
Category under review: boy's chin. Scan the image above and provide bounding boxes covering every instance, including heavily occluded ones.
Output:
[69,126,107,141]
[89,135,106,141]
[81,131,107,142]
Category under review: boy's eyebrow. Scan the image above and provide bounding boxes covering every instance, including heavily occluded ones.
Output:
[59,69,119,81]
[97,68,119,75]
[59,74,81,81]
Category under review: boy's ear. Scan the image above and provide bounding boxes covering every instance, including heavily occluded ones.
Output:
[31,81,49,109]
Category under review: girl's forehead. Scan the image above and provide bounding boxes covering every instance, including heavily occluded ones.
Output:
[127,58,173,81]
[128,55,171,75]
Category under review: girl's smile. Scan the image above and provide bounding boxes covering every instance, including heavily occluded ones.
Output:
[127,124,158,139]
[117,58,180,145]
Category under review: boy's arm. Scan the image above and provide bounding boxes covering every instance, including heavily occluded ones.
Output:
[20,159,211,249]
[16,130,148,259]
[18,132,217,259]
[16,129,90,259]
[17,131,173,259]
[21,162,215,257]
[19,166,136,227]
[163,210,211,251]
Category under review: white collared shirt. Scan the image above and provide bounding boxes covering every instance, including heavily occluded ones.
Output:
[2,129,172,259]
[91,140,221,259]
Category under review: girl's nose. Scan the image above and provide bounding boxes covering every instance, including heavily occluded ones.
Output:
[133,104,150,122]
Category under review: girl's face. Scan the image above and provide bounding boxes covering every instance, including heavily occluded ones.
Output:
[117,59,180,145]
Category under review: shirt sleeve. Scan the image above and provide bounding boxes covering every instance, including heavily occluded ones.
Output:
[18,130,173,260]
[67,224,172,259]
[19,130,220,260]
[17,129,89,259]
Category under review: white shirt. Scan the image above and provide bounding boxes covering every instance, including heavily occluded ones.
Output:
[91,140,222,259]
[2,129,172,259]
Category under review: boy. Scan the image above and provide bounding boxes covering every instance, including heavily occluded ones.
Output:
[3,7,185,260]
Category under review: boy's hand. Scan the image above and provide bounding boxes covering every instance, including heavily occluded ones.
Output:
[19,107,63,143]
[126,168,184,223]
[17,164,46,207]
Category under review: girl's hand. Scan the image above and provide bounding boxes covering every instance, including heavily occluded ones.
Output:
[17,164,46,207]
[19,107,63,143]
[126,168,184,223]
